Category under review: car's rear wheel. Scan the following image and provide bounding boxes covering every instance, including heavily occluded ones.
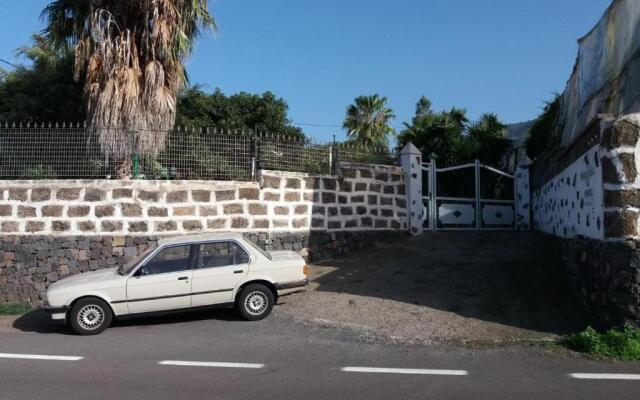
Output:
[69,297,112,335]
[237,284,274,321]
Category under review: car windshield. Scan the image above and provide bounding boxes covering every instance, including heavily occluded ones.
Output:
[243,238,272,260]
[118,247,155,275]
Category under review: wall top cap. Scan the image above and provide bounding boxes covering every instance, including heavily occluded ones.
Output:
[400,142,421,155]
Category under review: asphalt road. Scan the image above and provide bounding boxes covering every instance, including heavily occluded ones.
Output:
[0,309,639,400]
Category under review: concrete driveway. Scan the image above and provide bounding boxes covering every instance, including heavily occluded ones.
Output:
[280,231,590,345]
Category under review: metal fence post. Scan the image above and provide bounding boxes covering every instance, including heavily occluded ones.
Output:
[251,136,260,182]
[329,134,337,175]
[475,159,481,229]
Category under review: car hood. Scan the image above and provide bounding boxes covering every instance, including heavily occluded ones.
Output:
[49,268,121,291]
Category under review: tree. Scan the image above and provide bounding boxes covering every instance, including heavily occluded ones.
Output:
[0,35,84,122]
[343,94,395,147]
[175,87,303,138]
[42,0,216,166]
[397,97,511,166]
[524,94,563,159]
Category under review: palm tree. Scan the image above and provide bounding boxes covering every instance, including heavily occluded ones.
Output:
[343,95,395,147]
[41,0,215,170]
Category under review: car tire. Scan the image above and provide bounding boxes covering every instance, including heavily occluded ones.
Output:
[69,297,113,336]
[237,284,274,321]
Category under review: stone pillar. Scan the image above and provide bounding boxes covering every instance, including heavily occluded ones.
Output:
[400,142,423,235]
[515,165,531,230]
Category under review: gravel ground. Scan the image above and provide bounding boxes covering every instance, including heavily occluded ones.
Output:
[279,231,590,346]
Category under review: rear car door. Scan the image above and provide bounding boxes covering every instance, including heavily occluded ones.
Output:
[191,241,251,307]
[125,244,195,314]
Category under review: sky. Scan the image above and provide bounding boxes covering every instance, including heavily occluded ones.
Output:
[0,0,612,142]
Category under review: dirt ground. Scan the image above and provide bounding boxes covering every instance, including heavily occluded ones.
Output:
[279,231,590,346]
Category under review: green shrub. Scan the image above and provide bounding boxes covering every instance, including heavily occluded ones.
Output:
[21,164,57,179]
[562,325,640,361]
[0,302,33,315]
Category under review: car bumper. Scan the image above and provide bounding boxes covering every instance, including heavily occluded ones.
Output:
[275,278,309,291]
[41,305,68,320]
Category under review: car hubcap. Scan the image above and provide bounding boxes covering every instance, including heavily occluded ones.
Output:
[244,292,268,316]
[77,304,105,330]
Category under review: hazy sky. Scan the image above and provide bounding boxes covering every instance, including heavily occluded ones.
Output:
[0,0,611,142]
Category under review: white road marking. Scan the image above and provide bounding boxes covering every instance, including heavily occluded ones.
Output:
[0,353,83,361]
[159,360,265,369]
[341,367,468,376]
[569,373,640,381]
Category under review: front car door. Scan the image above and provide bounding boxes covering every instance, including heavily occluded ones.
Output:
[125,244,195,314]
[191,241,251,307]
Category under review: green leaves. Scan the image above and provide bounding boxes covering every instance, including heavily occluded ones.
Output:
[563,325,640,361]
[524,94,563,159]
[343,94,395,148]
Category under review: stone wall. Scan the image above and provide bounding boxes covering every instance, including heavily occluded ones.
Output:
[0,162,407,236]
[559,235,640,327]
[0,231,407,306]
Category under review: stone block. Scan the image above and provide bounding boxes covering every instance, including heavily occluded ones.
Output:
[173,206,196,216]
[375,172,389,182]
[0,205,12,217]
[57,188,81,200]
[285,192,301,202]
[166,191,188,203]
[274,206,289,215]
[359,169,373,178]
[199,206,217,217]
[294,205,309,215]
[327,207,338,217]
[249,204,267,215]
[369,183,381,192]
[42,205,63,217]
[253,219,270,229]
[128,222,148,233]
[375,219,388,228]
[338,195,348,204]
[605,210,639,238]
[263,192,280,201]
[95,205,115,218]
[78,221,96,232]
[322,178,337,191]
[383,185,395,194]
[355,182,367,192]
[345,219,358,228]
[231,217,249,229]
[395,197,407,208]
[339,181,352,192]
[340,207,353,216]
[342,168,357,178]
[121,203,143,217]
[328,221,342,229]
[380,197,393,206]
[156,221,177,232]
[215,190,236,201]
[148,207,168,217]
[322,193,336,204]
[285,178,301,189]
[68,206,90,217]
[8,189,28,201]
[1,222,18,233]
[25,221,45,233]
[223,204,244,215]
[101,221,123,232]
[604,120,640,149]
[238,188,259,200]
[138,190,160,202]
[112,188,133,199]
[351,195,364,203]
[207,219,227,229]
[292,218,308,228]
[272,219,289,228]
[84,189,106,202]
[52,221,70,232]
[17,206,36,218]
[261,175,281,189]
[182,221,203,231]
[31,188,51,202]
[304,178,320,189]
[191,190,211,202]
[381,209,394,217]
[356,206,367,215]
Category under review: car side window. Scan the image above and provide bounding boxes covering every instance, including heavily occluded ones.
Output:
[199,242,250,268]
[138,245,193,276]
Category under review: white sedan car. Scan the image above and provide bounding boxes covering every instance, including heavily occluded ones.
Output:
[43,233,309,335]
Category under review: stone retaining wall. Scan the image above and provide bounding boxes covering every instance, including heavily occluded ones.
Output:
[0,162,407,236]
[0,231,407,306]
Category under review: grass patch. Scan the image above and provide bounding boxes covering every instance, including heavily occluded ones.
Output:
[562,325,640,361]
[0,302,33,316]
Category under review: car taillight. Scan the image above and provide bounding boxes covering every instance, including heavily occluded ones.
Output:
[303,265,311,275]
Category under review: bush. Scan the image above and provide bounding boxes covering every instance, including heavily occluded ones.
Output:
[0,302,33,315]
[562,325,640,361]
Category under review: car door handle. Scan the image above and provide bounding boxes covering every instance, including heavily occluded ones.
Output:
[177,276,189,281]
[233,270,244,274]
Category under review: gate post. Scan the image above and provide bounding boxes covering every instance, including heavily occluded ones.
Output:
[475,159,481,229]
[400,142,423,236]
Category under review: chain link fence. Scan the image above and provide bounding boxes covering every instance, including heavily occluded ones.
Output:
[0,124,396,180]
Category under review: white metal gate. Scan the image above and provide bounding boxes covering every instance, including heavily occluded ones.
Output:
[421,159,516,231]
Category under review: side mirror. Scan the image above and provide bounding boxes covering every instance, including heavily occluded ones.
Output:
[134,266,149,277]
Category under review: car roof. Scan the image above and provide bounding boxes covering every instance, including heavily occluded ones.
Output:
[158,232,245,246]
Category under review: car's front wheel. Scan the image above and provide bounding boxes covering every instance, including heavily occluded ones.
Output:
[237,284,274,321]
[69,297,112,335]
